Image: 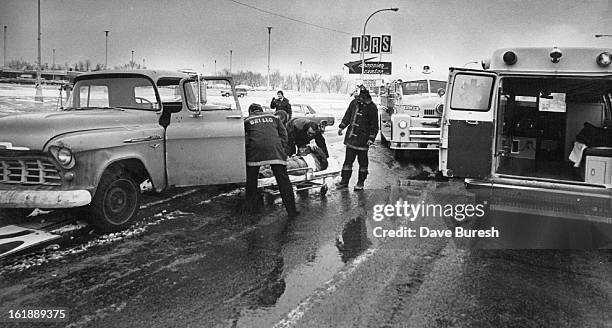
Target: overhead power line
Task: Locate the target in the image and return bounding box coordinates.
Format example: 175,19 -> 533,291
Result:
226,0 -> 351,35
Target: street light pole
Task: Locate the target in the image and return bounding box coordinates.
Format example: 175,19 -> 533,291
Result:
35,0 -> 43,102
360,8 -> 399,83
52,48 -> 55,80
131,50 -> 134,69
267,26 -> 272,90
104,30 -> 109,69
214,59 -> 216,76
299,60 -> 303,93
3,25 -> 6,68
360,8 -> 399,82
229,50 -> 232,74
595,34 -> 612,38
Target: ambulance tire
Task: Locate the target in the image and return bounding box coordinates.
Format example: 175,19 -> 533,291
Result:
88,168 -> 140,233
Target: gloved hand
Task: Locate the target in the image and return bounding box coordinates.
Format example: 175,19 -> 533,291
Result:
338,129 -> 343,136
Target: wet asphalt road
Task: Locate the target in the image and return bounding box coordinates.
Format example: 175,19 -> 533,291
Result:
1,133 -> 611,328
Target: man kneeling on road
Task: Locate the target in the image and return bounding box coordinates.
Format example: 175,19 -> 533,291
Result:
244,103 -> 299,218
286,117 -> 329,158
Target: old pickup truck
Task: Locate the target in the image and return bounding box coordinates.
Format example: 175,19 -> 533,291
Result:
0,70 -> 246,232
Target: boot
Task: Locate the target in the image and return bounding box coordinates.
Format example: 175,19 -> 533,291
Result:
354,170 -> 368,191
336,169 -> 352,189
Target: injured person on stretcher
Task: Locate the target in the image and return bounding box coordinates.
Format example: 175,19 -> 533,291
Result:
259,145 -> 329,178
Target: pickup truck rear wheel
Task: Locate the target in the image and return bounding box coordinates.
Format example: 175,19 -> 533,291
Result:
89,169 -> 141,232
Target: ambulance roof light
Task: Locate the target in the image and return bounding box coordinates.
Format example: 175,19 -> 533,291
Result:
502,51 -> 517,65
596,52 -> 612,67
550,47 -> 562,63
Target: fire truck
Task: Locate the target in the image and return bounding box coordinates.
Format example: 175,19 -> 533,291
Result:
378,67 -> 447,157
439,47 -> 612,245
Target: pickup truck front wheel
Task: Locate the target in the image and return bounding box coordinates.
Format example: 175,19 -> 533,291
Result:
89,169 -> 141,232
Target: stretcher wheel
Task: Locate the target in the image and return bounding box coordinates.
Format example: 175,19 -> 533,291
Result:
320,185 -> 328,196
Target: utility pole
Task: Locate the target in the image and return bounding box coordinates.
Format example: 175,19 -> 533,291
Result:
131,50 -> 134,69
299,60 -> 303,93
35,0 -> 43,102
52,48 -> 55,80
267,26 -> 272,90
214,59 -> 216,76
104,30 -> 109,69
229,50 -> 233,74
3,26 -> 6,68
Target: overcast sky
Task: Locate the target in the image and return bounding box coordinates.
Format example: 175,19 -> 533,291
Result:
0,0 -> 610,80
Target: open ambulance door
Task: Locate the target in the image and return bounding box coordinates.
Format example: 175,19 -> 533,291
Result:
439,68 -> 498,178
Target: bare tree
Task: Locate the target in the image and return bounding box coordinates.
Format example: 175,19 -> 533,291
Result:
305,73 -> 322,92
328,74 -> 345,93
284,75 -> 295,90
269,70 -> 283,89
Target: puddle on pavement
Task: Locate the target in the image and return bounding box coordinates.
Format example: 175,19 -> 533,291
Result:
234,191 -> 377,328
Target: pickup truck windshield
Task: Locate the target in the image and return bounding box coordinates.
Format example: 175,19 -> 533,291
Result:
64,77 -> 160,111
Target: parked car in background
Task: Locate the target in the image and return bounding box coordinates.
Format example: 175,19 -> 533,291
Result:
263,103 -> 335,129
289,104 -> 335,130
220,87 -> 247,97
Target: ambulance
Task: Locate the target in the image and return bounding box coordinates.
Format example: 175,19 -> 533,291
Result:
439,47 -> 612,229
379,67 -> 447,156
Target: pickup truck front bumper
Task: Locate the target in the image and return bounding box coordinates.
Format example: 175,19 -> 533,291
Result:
0,190 -> 91,208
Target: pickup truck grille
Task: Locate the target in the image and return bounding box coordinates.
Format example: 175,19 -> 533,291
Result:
1,158 -> 62,186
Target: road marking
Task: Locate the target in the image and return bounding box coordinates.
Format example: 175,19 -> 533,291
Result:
273,248 -> 378,328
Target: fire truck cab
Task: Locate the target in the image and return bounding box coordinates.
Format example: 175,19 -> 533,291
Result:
379,68 -> 447,156
440,47 -> 612,227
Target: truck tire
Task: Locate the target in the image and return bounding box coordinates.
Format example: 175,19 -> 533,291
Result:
88,168 -> 141,232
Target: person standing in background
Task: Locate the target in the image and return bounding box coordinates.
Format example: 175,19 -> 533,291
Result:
271,90 -> 292,119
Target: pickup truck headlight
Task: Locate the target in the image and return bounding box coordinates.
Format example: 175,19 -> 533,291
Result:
50,146 -> 75,169
398,120 -> 408,129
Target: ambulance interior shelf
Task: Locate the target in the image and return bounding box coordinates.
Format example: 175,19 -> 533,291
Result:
494,76 -> 612,183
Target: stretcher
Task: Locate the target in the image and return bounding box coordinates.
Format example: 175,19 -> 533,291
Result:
258,157 -> 341,198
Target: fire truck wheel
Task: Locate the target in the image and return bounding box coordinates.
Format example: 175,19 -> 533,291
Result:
380,133 -> 390,147
88,168 -> 141,233
393,149 -> 403,160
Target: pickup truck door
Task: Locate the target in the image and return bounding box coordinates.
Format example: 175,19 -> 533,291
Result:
165,78 -> 246,187
439,68 -> 498,178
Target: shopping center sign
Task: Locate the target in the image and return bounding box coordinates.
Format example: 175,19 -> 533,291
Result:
351,35 -> 392,54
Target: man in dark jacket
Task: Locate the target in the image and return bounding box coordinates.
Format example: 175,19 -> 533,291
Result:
270,90 -> 292,119
285,117 -> 329,157
336,89 -> 379,190
244,103 -> 298,217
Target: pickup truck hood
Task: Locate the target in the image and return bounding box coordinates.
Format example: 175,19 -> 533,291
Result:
0,110 -> 157,150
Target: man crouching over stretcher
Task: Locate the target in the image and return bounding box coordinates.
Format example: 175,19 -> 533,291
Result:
259,145 -> 329,178
244,103 -> 299,218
